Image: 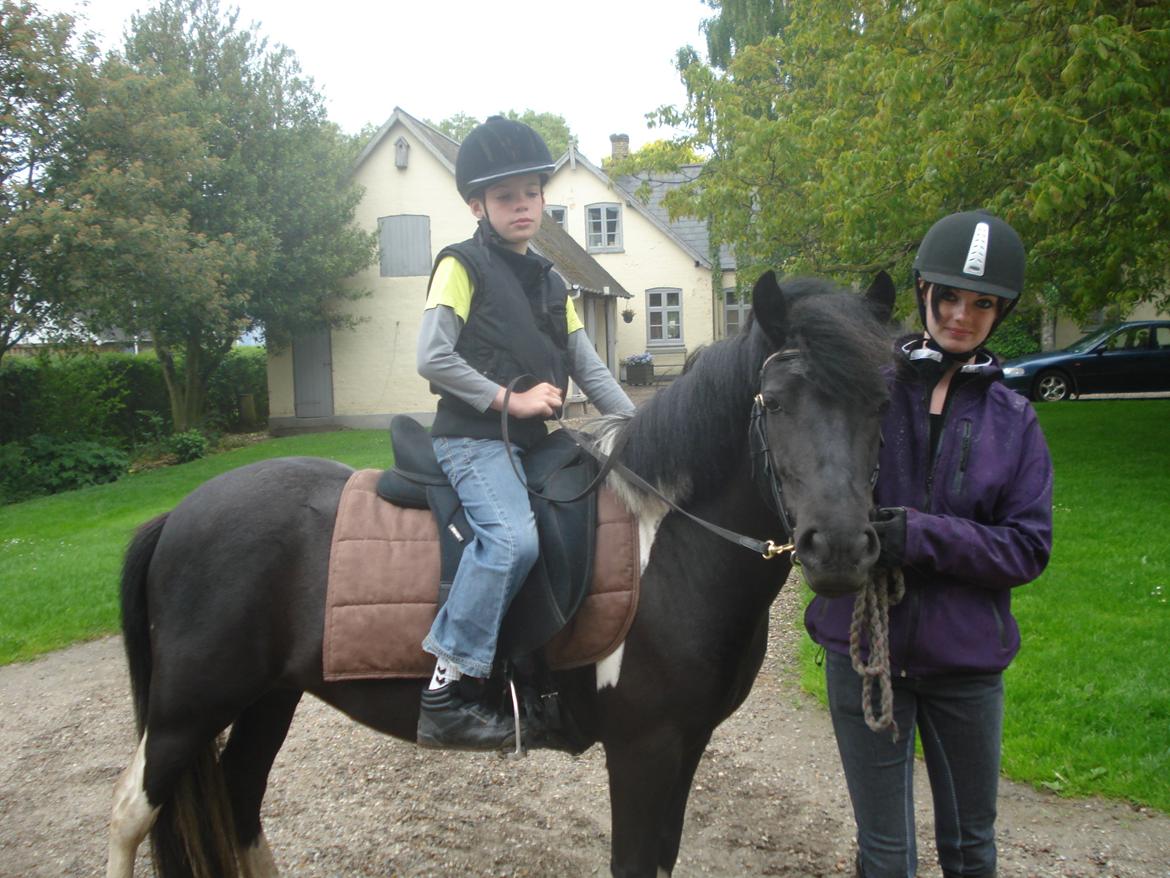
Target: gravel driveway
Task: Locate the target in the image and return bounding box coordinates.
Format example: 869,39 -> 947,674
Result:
2,581 -> 1168,878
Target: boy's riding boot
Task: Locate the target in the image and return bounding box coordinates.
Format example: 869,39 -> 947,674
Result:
417,678 -> 519,751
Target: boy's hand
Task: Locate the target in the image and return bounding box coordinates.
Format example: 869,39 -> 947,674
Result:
495,382 -> 563,418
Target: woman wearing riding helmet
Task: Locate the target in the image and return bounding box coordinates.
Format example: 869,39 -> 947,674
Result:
415,116 -> 634,751
805,210 -> 1054,878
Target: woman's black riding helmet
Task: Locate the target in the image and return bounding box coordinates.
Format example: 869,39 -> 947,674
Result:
913,210 -> 1026,353
455,116 -> 555,202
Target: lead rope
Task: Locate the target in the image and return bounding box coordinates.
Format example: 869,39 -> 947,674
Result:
849,567 -> 905,740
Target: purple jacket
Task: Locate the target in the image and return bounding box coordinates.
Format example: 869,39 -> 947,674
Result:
805,342 -> 1054,676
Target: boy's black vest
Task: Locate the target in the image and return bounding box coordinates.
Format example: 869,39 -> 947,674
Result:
429,223 -> 570,449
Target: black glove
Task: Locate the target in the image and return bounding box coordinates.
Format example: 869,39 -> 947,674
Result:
870,507 -> 907,568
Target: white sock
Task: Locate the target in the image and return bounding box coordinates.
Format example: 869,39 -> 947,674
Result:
428,659 -> 463,690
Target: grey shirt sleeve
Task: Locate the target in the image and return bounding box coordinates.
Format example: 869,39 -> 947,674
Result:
568,329 -> 636,416
418,306 -> 635,417
416,304 -> 499,413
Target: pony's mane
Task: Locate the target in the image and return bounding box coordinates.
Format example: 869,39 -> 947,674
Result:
612,277 -> 891,503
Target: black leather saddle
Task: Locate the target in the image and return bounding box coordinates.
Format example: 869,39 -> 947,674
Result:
376,415 -> 599,662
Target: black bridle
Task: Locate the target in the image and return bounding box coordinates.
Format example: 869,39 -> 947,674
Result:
749,349 -> 802,548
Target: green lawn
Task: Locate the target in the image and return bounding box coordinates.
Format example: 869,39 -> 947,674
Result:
799,398 -> 1169,814
2,401 -> 1168,812
0,430 -> 392,663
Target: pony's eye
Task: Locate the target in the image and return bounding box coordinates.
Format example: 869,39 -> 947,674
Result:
763,396 -> 785,414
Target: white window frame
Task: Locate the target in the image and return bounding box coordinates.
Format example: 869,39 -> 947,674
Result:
646,287 -> 683,346
546,205 -> 567,229
723,286 -> 750,338
586,202 -> 623,252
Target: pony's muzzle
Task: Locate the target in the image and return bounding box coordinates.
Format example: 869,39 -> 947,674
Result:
795,523 -> 879,595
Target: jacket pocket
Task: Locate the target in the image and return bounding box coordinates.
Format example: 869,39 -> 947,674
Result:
951,419 -> 973,496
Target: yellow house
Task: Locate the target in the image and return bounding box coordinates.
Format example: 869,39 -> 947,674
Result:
267,109 -> 631,433
544,136 -> 737,379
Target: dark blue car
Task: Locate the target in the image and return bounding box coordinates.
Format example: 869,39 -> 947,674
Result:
1000,321 -> 1170,401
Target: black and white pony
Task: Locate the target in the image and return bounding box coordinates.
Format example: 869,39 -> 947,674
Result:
108,270 -> 894,878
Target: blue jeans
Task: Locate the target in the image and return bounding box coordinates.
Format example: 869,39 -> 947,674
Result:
825,650 -> 1003,878
422,436 -> 539,678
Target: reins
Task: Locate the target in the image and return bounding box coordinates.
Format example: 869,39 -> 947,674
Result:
849,566 -> 905,739
499,373 -> 795,560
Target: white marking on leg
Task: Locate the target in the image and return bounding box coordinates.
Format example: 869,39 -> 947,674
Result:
107,733 -> 159,878
241,830 -> 281,878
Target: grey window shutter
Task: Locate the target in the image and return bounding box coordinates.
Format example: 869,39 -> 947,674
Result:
379,215 -> 432,276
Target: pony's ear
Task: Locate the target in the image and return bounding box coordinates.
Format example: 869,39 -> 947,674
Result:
752,270 -> 789,348
864,270 -> 896,324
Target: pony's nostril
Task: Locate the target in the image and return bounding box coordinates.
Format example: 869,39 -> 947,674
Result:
796,528 -> 826,561
863,526 -> 880,561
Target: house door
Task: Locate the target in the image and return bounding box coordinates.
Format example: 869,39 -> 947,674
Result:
292,329 -> 334,418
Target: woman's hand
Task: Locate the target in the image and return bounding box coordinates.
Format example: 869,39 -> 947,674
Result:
493,382 -> 563,418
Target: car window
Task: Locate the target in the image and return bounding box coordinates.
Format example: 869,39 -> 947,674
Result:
1155,326 -> 1170,350
1067,327 -> 1115,353
1104,330 -> 1131,351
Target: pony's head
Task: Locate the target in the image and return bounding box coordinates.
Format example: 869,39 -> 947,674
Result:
751,269 -> 895,596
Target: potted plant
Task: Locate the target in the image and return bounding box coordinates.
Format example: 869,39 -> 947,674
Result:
621,307 -> 635,324
623,351 -> 654,385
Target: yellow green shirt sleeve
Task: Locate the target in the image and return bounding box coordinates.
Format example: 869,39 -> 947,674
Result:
424,257 -> 474,321
425,255 -> 585,334
565,292 -> 584,334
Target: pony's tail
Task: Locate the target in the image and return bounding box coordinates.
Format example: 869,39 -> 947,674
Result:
152,746 -> 240,878
119,514 -> 242,878
121,514 -> 168,732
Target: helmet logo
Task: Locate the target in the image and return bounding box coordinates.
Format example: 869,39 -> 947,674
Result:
962,222 -> 990,277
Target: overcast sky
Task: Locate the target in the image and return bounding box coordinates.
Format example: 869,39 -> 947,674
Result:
40,0 -> 712,162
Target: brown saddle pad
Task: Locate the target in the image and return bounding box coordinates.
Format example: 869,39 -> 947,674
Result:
323,469 -> 640,681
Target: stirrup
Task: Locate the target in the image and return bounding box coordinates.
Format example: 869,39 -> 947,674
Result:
504,669 -> 526,759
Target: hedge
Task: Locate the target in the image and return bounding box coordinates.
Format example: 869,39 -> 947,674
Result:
0,347 -> 269,447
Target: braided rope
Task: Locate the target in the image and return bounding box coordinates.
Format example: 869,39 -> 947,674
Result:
849,567 -> 906,739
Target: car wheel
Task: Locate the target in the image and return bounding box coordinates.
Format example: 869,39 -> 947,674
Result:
1034,370 -> 1071,402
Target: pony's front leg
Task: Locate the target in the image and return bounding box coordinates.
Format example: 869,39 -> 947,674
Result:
604,729 -> 703,878
107,735 -> 159,878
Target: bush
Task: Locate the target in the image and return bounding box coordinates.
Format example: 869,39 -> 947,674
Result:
0,436 -> 129,504
166,430 -> 210,463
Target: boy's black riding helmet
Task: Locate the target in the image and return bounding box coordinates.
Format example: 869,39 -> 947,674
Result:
913,210 -> 1026,301
455,116 -> 555,202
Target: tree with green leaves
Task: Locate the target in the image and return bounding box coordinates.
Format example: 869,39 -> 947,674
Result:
701,0 -> 791,70
0,1 -> 96,364
431,109 -> 574,157
658,0 -> 1170,328
48,0 -> 375,430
